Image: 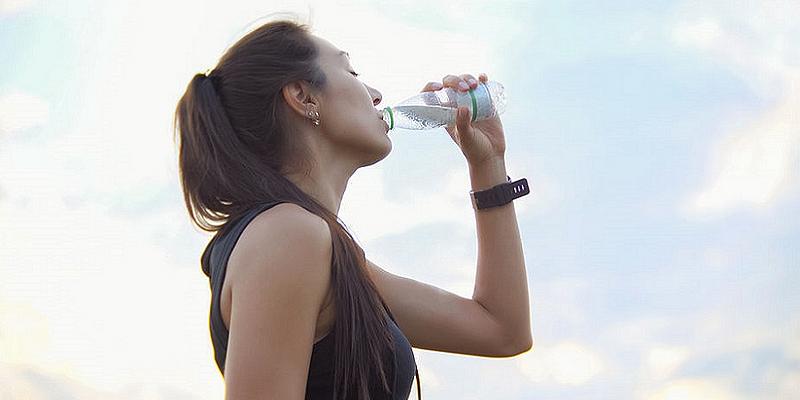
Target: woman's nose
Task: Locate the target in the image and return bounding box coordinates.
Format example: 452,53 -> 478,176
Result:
368,86 -> 382,106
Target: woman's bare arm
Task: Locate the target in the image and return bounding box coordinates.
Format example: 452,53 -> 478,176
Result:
224,204 -> 332,399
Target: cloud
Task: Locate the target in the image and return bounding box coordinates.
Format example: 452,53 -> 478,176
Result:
412,352 -> 442,392
787,332 -> 800,361
339,165 -> 532,242
672,1 -> 800,218
672,18 -> 723,49
531,277 -> 591,328
775,370 -> 800,399
343,164 -> 532,244
0,363 -> 104,400
640,378 -> 745,400
0,199 -> 223,398
341,166 -> 474,244
0,298 -> 50,367
643,345 -> 692,382
682,89 -> 800,217
0,91 -> 50,138
0,363 -> 203,400
621,308 -> 800,399
516,340 -> 607,386
0,0 -> 37,15
40,0 -> 518,242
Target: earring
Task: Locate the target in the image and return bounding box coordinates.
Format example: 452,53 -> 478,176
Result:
307,110 -> 320,126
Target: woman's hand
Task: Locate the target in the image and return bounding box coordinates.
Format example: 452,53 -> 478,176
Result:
420,72 -> 506,166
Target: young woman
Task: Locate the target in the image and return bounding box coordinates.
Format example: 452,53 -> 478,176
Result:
174,18 -> 532,400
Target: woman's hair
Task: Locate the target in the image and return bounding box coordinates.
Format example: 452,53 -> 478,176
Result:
173,17 -> 416,399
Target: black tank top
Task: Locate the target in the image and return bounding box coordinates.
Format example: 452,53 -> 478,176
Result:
201,201 -> 421,399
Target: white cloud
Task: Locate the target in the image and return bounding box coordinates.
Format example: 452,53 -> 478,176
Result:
787,331 -> 800,362
0,363 -> 98,399
412,352 -> 442,392
672,18 -> 722,49
682,88 -> 800,218
703,246 -> 731,272
0,199 -> 222,398
343,163 -> 531,244
341,166 -> 474,243
672,1 -> 800,218
46,0 -> 516,242
0,0 -> 36,15
0,91 -> 49,137
643,345 -> 692,382
0,362 -> 203,400
640,378 -> 745,400
603,316 -> 675,350
533,277 -> 590,327
516,340 -> 607,386
0,298 -> 50,367
295,0 -> 507,112
608,309 -> 800,399
776,370 -> 800,399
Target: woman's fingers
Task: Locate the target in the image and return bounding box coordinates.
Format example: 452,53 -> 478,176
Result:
442,74 -> 473,92
460,74 -> 478,90
425,72 -> 489,93
420,81 -> 444,92
442,73 -> 483,92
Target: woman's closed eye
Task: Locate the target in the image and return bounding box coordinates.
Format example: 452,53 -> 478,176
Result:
350,71 -> 360,77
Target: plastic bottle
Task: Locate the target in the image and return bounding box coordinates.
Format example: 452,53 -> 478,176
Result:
381,80 -> 507,130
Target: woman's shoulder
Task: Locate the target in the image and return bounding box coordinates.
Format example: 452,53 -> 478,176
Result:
229,202 -> 332,273
246,202 -> 328,235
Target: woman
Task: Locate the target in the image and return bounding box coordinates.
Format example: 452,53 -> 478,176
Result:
173,18 -> 532,400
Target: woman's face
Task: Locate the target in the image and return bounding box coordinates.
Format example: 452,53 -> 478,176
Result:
310,35 -> 391,167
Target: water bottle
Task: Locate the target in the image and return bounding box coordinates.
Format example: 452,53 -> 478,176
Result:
381,80 -> 507,130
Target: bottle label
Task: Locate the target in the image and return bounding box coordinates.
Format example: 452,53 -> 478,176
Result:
456,83 -> 495,121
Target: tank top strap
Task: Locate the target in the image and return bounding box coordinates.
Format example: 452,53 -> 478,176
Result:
201,201 -> 289,278
380,297 -> 398,323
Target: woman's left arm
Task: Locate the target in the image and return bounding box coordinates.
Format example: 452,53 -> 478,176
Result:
467,156 -> 532,349
366,73 -> 531,356
442,72 -> 532,348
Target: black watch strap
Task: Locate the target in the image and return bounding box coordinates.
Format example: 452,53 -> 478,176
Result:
470,176 -> 530,210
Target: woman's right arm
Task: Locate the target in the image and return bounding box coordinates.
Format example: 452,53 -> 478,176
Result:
223,203 -> 333,400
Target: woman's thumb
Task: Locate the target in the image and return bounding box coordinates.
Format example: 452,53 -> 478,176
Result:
457,106 -> 471,134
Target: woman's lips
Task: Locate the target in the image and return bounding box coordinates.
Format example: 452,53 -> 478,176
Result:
377,110 -> 389,132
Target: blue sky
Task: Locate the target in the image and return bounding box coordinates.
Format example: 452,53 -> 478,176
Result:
1,0 -> 798,399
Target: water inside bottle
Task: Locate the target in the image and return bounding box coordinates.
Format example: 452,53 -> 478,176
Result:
391,105 -> 457,130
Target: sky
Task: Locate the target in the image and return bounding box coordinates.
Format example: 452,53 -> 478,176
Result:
1,0 -> 798,399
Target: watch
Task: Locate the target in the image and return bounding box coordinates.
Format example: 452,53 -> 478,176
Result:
470,175 -> 530,210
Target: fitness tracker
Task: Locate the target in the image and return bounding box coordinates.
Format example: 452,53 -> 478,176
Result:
469,175 -> 530,210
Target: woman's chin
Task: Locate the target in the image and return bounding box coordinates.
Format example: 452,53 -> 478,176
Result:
361,138 -> 392,167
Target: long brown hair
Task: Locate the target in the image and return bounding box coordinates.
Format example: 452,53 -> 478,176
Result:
173,16 -> 416,399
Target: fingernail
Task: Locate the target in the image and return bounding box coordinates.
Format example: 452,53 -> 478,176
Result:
459,81 -> 469,90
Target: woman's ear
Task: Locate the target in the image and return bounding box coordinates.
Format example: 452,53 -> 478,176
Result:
282,81 -> 319,119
